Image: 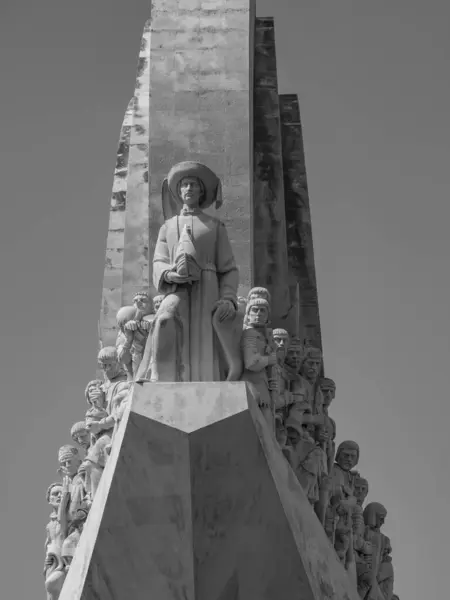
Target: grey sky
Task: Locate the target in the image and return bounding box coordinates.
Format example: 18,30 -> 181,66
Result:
0,1 -> 447,598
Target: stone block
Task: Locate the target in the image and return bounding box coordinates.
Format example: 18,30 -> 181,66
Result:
60,382 -> 359,600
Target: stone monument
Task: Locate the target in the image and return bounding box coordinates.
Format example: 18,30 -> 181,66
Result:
43,4 -> 400,599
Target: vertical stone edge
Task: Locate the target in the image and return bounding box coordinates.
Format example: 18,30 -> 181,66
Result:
279,94 -> 322,350
121,20 -> 151,305
99,98 -> 134,349
253,17 -> 290,325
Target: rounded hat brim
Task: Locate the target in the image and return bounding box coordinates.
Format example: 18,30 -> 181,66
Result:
167,161 -> 220,210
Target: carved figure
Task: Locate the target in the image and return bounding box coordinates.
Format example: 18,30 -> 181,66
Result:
359,503 -> 394,600
317,377 -> 337,470
324,441 -> 360,575
354,475 -> 369,507
137,162 -> 241,382
44,483 -> 67,600
279,337 -> 309,421
240,297 -> 278,433
298,345 -> 324,413
70,421 -> 91,452
83,350 -> 129,499
116,291 -> 154,379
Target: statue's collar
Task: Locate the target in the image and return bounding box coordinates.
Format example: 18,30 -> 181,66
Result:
180,206 -> 201,216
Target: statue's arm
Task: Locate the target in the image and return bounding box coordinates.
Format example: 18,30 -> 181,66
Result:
242,330 -> 269,371
216,221 -> 238,305
153,223 -> 174,293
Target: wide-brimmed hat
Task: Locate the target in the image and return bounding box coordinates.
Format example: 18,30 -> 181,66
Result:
163,162 -> 223,216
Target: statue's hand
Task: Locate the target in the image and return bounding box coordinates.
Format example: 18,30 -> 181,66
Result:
140,319 -> 151,331
124,320 -> 138,331
86,421 -> 103,435
164,271 -> 192,285
214,299 -> 236,322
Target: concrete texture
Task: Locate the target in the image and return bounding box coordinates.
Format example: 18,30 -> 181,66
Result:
253,18 -> 290,327
147,0 -> 256,299
60,382 -> 359,600
280,94 -> 322,348
99,99 -> 134,348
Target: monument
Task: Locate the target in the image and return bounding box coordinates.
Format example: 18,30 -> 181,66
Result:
42,3 -> 399,599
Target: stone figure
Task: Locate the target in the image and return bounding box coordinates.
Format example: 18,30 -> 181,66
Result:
240,297 -> 278,433
359,503 -> 394,600
57,445 -> 89,522
324,441 -> 360,575
137,162 -> 241,383
116,291 -> 154,379
354,475 -> 369,507
279,337 -> 309,422
44,482 -> 67,600
317,377 -> 337,471
83,350 -> 130,498
285,418 -> 327,508
70,421 -> 91,452
298,345 -> 324,413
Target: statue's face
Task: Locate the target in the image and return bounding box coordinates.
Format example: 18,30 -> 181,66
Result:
88,384 -> 105,408
134,294 -> 150,312
59,455 -> 81,478
301,357 -> 322,381
247,305 -> 268,327
336,448 -> 358,471
48,485 -> 63,509
354,479 -> 368,504
100,357 -> 120,380
376,511 -> 386,529
153,296 -> 163,312
285,347 -> 302,371
273,334 -> 289,360
73,430 -> 90,450
180,177 -> 202,206
321,385 -> 336,408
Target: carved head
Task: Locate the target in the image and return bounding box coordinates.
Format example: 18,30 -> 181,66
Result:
320,377 -> 336,408
97,347 -> 122,381
335,440 -> 360,471
70,421 -> 91,450
247,287 -> 271,304
85,379 -> 105,409
300,346 -> 322,382
244,298 -> 270,328
363,502 -> 387,531
178,176 -> 204,207
133,291 -> 151,314
285,337 -> 303,371
57,445 -> 82,478
272,328 -> 290,361
152,294 -> 164,313
354,475 -> 369,506
46,482 -> 63,509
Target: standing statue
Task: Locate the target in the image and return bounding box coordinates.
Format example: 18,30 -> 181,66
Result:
360,503 -> 394,600
323,441 -> 360,577
44,483 -> 67,600
84,350 -> 130,499
298,345 -> 324,413
137,162 -> 241,382
240,296 -> 278,433
116,291 -> 154,379
317,377 -> 337,471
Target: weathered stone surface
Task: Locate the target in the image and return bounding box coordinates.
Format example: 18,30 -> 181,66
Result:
99,99 -> 134,348
280,94 -> 322,348
60,382 -> 359,599
147,0 -> 256,299
121,21 -> 150,306
253,18 -> 290,327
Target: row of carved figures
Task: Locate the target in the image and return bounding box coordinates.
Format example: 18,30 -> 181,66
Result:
43,162 -> 400,599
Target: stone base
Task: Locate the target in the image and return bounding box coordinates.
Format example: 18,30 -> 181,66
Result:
60,382 -> 359,600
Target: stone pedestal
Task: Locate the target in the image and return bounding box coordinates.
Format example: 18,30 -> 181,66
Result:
60,382 -> 359,600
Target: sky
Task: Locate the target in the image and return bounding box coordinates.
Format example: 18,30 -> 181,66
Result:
0,0 -> 448,598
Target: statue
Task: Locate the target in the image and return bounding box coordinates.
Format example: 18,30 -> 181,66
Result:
324,441 -> 360,576
317,377 -> 337,471
116,291 -> 154,379
44,483 -> 67,600
70,421 -> 91,452
240,296 -> 278,433
354,475 -> 369,507
84,351 -> 130,498
298,345 -> 324,413
137,162 -> 241,382
360,503 -> 394,600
